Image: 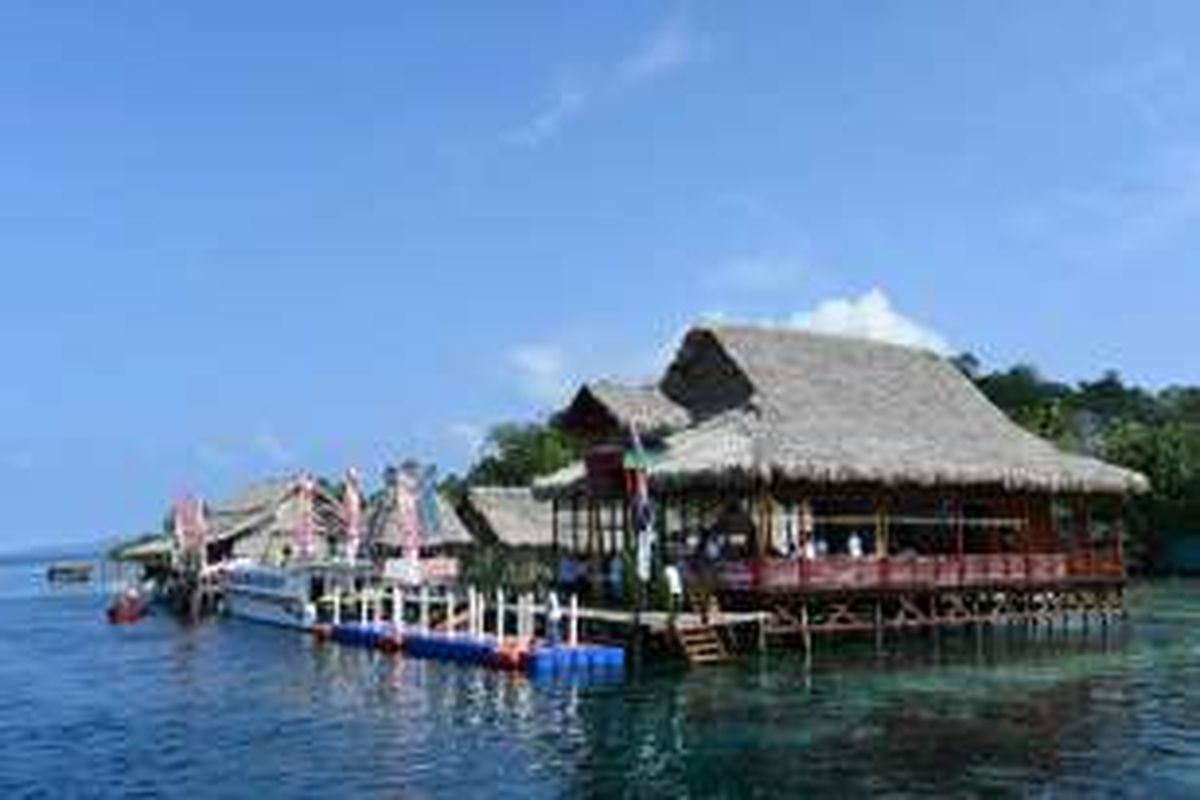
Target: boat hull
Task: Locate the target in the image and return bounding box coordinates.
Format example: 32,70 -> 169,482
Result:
221,563 -> 318,630
224,589 -> 315,630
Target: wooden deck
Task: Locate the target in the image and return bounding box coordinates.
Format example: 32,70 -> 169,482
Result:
712,553 -> 1123,596
570,605 -> 766,633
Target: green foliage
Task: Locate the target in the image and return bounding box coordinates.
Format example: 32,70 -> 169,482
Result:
620,549 -> 637,608
460,544 -> 554,592
962,352 -> 1200,571
464,422 -> 579,487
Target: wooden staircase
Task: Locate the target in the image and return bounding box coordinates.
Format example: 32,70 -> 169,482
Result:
674,623 -> 729,665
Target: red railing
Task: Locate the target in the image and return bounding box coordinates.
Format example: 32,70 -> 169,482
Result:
715,552 -> 1120,594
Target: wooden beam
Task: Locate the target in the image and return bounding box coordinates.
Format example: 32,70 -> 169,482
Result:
873,494 -> 889,558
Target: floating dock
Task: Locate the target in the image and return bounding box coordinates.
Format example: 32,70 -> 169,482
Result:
320,622 -> 624,677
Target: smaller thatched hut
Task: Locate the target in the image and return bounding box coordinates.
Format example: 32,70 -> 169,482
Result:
455,487 -> 559,588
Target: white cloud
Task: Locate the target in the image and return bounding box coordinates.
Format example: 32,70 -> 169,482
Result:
705,256 -> 804,294
252,432 -> 295,466
446,422 -> 485,458
788,288 -> 950,354
505,16 -> 702,148
504,87 -> 587,148
620,17 -> 698,84
507,344 -> 571,405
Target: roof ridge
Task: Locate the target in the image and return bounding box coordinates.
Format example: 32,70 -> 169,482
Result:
700,321 -> 945,356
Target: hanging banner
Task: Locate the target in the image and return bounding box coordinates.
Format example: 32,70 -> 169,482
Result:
628,423 -> 655,584
342,468 -> 363,561
417,464 -> 440,541
392,465 -> 422,560
295,474 -> 316,560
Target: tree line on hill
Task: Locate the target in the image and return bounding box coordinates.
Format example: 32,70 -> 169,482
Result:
953,355 -> 1200,570
446,356 -> 1200,573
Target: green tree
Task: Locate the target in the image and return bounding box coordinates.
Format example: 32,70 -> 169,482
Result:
1104,421 -> 1200,569
464,422 -> 579,487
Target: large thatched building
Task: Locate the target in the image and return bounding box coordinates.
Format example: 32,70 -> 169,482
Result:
537,324 -> 1148,626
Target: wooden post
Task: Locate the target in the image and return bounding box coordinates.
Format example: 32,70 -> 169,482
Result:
552,498 -> 560,557
446,590 -> 456,635
571,495 -> 580,555
621,495 -> 631,553
332,588 -> 342,625
1022,495 -> 1033,585
874,496 -> 889,558
1115,498 -> 1126,575
496,589 -> 505,644
801,601 -> 812,667
756,486 -> 770,561
1084,500 -> 1095,573
569,593 -> 579,646
874,601 -> 883,655
955,496 -> 965,586
1072,496 -> 1087,575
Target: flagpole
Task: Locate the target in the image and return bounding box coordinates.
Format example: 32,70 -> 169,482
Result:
629,422 -> 653,671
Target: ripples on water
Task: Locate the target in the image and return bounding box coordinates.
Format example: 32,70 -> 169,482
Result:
2,558 -> 1200,798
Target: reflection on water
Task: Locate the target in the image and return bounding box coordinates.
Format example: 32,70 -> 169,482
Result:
2,560 -> 1200,798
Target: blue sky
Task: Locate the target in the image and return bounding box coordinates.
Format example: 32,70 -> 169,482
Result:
2,2 -> 1199,549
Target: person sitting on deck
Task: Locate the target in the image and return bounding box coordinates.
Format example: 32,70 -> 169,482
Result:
848,531 -> 864,559
664,563 -> 683,627
607,555 -> 624,605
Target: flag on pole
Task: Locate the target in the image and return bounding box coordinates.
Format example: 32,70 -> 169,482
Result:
392,465 -> 422,561
293,474 -> 316,560
417,464 -> 440,541
173,494 -> 207,567
628,423 -> 655,584
342,468 -> 362,561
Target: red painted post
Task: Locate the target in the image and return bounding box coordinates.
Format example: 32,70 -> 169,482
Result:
1115,498 -> 1126,576
955,497 -> 965,587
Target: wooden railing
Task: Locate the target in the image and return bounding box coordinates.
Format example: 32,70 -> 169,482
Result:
712,552 -> 1123,594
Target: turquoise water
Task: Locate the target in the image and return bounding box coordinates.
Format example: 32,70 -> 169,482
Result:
3,557 -> 1200,798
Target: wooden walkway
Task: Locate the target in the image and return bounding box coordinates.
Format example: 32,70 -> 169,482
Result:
569,606 -> 766,633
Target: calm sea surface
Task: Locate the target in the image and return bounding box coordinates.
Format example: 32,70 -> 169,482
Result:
2,556 -> 1200,799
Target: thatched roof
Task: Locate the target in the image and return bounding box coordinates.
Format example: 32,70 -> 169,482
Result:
557,380 -> 690,438
205,479 -> 295,544
365,491 -> 475,551
111,534 -> 173,563
539,324 -> 1148,496
463,487 -> 555,548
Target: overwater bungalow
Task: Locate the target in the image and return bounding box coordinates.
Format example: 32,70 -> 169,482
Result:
536,324 -> 1149,634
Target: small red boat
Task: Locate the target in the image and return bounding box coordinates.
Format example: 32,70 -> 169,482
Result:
107,589 -> 149,625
